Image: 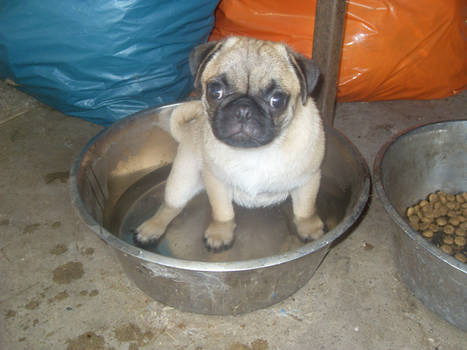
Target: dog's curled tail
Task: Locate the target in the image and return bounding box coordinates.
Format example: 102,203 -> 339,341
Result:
170,101 -> 204,143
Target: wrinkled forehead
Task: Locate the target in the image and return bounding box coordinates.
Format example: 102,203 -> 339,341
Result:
202,38 -> 299,94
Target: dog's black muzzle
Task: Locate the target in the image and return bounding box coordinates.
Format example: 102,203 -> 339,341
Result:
212,96 -> 276,148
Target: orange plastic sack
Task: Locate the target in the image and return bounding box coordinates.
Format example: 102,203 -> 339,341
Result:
210,0 -> 467,102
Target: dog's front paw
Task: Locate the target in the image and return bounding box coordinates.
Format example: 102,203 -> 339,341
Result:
294,214 -> 325,242
134,217 -> 168,244
134,204 -> 182,244
204,220 -> 236,252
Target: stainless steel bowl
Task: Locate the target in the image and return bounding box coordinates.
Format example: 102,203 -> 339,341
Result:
70,103 -> 370,315
374,120 -> 467,330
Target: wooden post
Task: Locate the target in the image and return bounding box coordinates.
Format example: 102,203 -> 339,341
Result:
312,0 -> 347,125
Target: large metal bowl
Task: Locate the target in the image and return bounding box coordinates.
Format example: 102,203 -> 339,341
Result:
374,120 -> 467,330
70,103 -> 370,315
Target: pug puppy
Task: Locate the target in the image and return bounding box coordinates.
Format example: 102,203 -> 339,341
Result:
135,36 -> 325,251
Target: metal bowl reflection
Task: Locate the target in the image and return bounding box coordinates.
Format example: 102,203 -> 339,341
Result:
70,103 -> 370,315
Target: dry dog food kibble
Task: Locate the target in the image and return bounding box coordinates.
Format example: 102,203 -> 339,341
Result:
406,191 -> 466,264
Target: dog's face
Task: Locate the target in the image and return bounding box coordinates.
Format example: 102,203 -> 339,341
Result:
190,37 -> 320,148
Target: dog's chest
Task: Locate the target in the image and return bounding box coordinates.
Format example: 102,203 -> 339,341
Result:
208,147 -> 309,194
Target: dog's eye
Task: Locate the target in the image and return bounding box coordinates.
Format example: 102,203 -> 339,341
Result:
269,92 -> 287,109
207,82 -> 224,100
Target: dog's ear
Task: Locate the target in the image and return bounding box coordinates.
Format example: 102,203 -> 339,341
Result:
189,41 -> 223,95
287,49 -> 320,105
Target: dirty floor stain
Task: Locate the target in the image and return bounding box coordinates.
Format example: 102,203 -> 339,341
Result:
50,244 -> 68,255
44,171 -> 69,184
51,221 -> 61,229
4,310 -> 17,319
48,291 -> 69,303
229,339 -> 269,350
83,247 -> 95,256
53,261 -> 84,284
23,223 -> 40,234
66,332 -> 113,350
25,299 -> 40,310
113,323 -> 154,347
251,339 -> 269,350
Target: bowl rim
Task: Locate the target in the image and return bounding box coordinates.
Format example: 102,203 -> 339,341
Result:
373,119 -> 467,274
70,103 -> 370,273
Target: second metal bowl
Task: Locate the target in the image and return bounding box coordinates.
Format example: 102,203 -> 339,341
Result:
374,120 -> 467,330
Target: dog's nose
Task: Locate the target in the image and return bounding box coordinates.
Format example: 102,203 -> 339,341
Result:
231,96 -> 258,122
235,104 -> 252,121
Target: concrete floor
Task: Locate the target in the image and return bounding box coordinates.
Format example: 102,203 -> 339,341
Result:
0,79 -> 465,350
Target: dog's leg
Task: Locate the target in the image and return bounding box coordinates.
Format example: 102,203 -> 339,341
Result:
291,171 -> 324,241
202,168 -> 236,251
135,143 -> 203,244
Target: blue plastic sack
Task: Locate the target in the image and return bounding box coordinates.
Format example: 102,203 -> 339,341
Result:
0,0 -> 219,126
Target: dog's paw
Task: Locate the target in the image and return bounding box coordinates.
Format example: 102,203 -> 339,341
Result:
134,218 -> 168,244
134,204 -> 182,244
204,220 -> 236,252
294,214 -> 325,242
